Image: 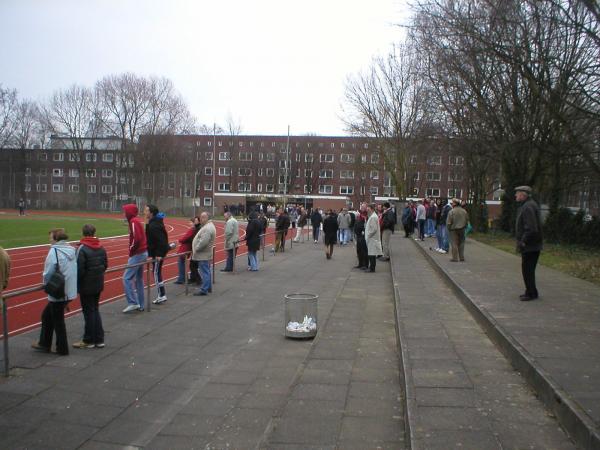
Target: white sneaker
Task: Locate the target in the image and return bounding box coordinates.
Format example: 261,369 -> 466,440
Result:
152,296 -> 167,304
440,250 -> 448,254
123,304 -> 140,313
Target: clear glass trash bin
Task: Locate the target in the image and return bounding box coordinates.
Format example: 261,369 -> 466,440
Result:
284,293 -> 318,339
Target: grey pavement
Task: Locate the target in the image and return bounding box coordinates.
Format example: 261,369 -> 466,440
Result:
390,234 -> 574,450
0,239 -> 405,449
410,235 -> 600,449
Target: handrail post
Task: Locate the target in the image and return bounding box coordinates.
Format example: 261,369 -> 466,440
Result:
290,231 -> 293,250
1,291 -> 8,377
184,254 -> 189,296
262,234 -> 265,261
146,260 -> 151,312
212,246 -> 216,284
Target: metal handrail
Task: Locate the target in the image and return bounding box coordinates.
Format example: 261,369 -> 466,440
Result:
0,246 -> 216,377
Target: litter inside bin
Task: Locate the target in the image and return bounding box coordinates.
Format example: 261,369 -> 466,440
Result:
286,315 -> 317,333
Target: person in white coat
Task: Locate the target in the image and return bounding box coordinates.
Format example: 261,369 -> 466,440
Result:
222,212 -> 239,272
366,204 -> 383,272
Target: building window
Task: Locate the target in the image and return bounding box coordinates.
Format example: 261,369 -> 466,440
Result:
257,183 -> 263,192
69,169 -> 79,178
52,184 -> 63,192
69,184 -> 79,193
305,153 -> 314,162
102,185 -> 113,194
411,187 -> 419,196
448,172 -> 463,182
319,169 -> 333,178
40,168 -> 47,176
24,184 -> 31,192
369,186 -> 379,195
205,167 -> 212,176
204,182 -> 212,191
238,168 -> 252,176
371,153 -> 379,163
218,152 -> 230,160
304,169 -> 313,178
370,170 -> 379,180
266,153 -> 275,162
259,152 -> 264,161
239,152 -> 252,161
101,201 -> 110,210
448,188 -> 463,198
218,167 -> 231,176
412,172 -> 420,181
303,185 -> 311,194
426,172 -> 441,181
36,184 -> 47,192
295,153 -> 301,162
428,155 -> 442,165
340,153 -> 354,163
102,153 -> 114,162
364,143 -> 369,149
266,184 -> 274,193
218,182 -> 230,192
204,197 -> 212,206
88,185 -> 96,193
410,155 -> 417,164
320,153 -> 334,163
102,169 -> 113,178
85,153 -> 97,162
25,167 -> 32,176
85,169 -> 96,178
238,182 -> 252,192
52,152 -> 64,162
340,170 -> 354,179
69,152 -> 80,162
426,188 -> 440,197
39,152 -> 48,161
205,152 -> 213,160
279,160 -> 288,169
319,185 -> 333,194
52,168 -> 63,177
266,168 -> 275,177
340,185 -> 354,195
449,155 -> 464,166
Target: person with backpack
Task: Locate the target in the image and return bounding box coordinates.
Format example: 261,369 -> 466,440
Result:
73,224 -> 108,349
145,204 -> 170,304
32,228 -> 77,355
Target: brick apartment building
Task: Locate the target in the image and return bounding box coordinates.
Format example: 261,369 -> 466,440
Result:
0,134 -> 473,215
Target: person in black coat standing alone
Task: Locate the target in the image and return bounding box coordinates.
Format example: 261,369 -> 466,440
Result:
245,212 -> 262,271
354,205 -> 369,270
73,224 -> 108,349
515,186 -> 543,301
310,208 -> 323,243
322,210 -> 339,260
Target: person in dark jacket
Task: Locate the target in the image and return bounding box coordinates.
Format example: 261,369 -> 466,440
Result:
310,209 -> 323,243
515,186 -> 543,301
354,205 -> 369,269
401,202 -> 412,238
245,212 -> 262,271
144,204 -> 170,304
274,208 -> 290,253
73,224 -> 108,349
322,210 -> 339,260
259,213 -> 268,248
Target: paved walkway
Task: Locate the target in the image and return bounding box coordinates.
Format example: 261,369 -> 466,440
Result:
0,240 -> 404,449
390,235 -> 574,449
410,235 -> 600,449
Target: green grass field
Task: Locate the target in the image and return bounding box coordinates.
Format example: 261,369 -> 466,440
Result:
471,231 -> 600,286
0,214 -> 128,249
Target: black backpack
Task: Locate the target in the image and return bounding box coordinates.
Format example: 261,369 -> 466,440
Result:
43,248 -> 65,300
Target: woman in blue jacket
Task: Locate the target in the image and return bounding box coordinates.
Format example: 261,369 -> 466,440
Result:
32,228 -> 78,355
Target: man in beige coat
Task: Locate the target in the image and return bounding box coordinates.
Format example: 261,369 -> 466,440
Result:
222,212 -> 239,272
366,204 -> 383,272
0,246 -> 11,292
446,198 -> 469,262
192,212 -> 216,295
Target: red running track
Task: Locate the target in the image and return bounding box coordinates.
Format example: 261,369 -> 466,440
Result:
0,215 -> 270,338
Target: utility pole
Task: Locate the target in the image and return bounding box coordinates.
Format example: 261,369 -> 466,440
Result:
212,123 -> 216,217
284,125 -> 290,209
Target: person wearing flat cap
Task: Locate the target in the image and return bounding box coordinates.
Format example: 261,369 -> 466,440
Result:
515,186 -> 543,301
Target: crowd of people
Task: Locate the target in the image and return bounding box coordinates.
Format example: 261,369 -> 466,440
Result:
0,185 -> 542,356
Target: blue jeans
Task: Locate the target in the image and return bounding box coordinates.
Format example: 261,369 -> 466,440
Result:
340,229 -> 349,244
426,218 -> 435,236
225,248 -> 235,270
197,260 -> 212,294
436,225 -> 444,249
441,225 -> 449,251
248,251 -> 258,271
177,255 -> 186,283
313,226 -> 320,241
123,252 -> 147,308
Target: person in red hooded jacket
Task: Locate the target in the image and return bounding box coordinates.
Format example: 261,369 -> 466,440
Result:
122,204 -> 148,313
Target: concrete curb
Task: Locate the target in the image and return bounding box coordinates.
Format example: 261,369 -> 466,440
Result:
389,243 -> 417,450
413,239 -> 600,450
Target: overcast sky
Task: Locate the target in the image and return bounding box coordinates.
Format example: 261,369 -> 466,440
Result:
1,0 -> 409,136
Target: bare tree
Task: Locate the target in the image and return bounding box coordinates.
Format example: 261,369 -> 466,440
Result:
0,85 -> 18,148
13,99 -> 40,149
